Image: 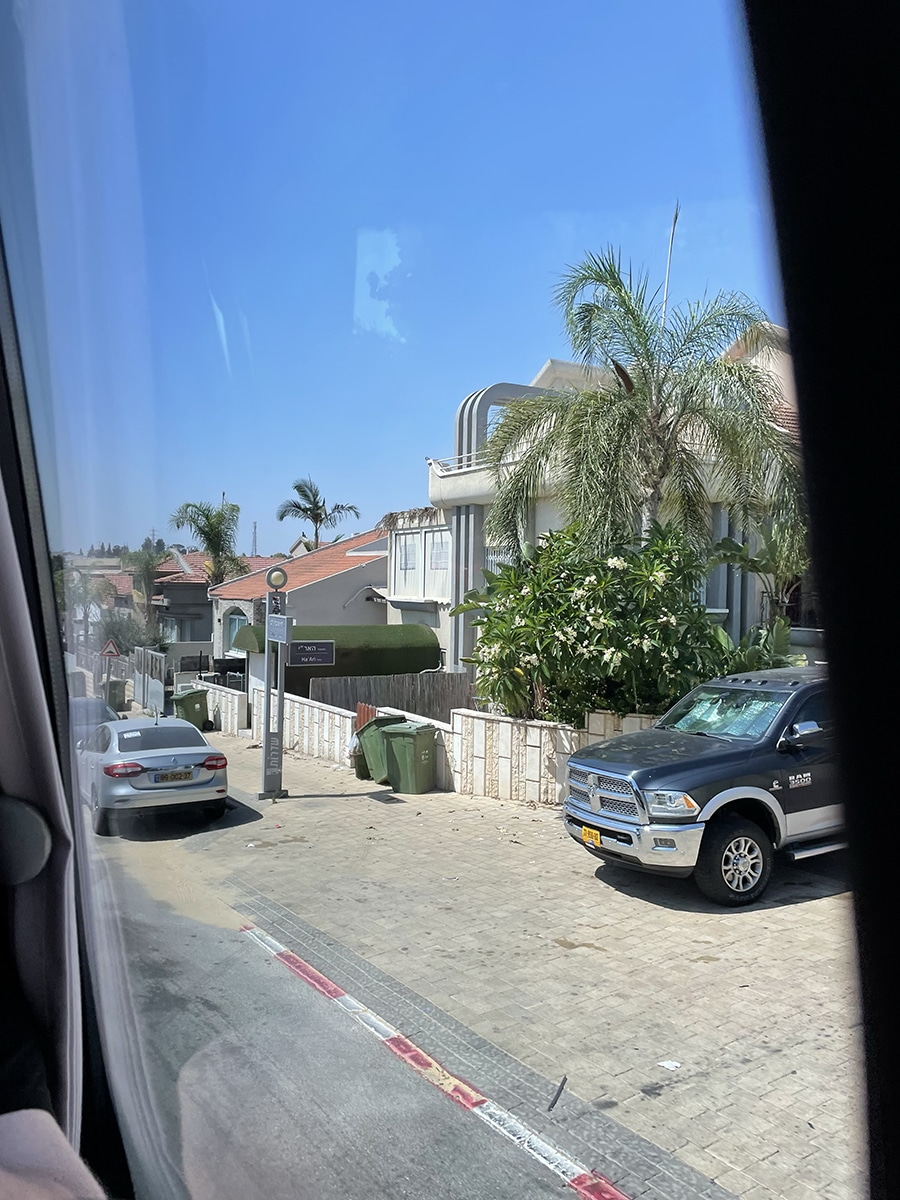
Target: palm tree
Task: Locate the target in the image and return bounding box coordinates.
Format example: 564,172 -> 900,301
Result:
275,477 -> 360,548
169,498 -> 248,585
123,547 -> 170,631
65,571 -> 115,654
484,246 -> 804,558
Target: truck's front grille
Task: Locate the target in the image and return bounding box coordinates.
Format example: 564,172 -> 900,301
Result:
568,781 -> 640,819
569,767 -> 633,796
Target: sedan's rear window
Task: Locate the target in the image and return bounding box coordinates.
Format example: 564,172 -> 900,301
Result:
114,726 -> 207,751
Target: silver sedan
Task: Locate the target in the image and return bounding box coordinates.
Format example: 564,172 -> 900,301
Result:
77,717 -> 229,835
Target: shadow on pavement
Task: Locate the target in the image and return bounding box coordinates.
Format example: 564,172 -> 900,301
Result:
113,798 -> 263,843
591,849 -> 851,913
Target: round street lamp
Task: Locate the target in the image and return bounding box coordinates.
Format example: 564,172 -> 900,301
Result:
266,565 -> 288,591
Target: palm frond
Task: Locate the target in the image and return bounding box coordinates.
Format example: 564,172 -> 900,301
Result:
276,498 -> 306,522
553,248 -> 661,368
321,502 -> 361,528
658,443 -> 711,547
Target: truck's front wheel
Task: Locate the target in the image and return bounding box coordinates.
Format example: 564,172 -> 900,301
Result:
693,814 -> 773,906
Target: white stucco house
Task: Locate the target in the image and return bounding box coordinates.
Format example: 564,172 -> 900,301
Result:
426,333 -> 806,669
208,530 -> 389,661
374,507 -> 452,663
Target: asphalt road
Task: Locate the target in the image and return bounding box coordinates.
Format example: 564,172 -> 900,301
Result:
84,820 -> 570,1200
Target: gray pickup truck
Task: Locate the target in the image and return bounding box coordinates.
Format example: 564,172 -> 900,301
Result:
564,666 -> 844,905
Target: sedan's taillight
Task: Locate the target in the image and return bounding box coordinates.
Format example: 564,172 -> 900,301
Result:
203,754 -> 228,771
103,761 -> 144,778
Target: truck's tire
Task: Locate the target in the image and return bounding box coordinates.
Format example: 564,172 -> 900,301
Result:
693,814 -> 773,906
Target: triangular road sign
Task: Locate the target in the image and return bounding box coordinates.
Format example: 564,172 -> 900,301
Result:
98,639 -> 121,657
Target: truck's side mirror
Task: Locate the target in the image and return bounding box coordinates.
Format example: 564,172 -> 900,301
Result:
778,720 -> 824,751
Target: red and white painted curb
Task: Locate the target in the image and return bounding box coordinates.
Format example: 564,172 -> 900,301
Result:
241,923 -> 630,1200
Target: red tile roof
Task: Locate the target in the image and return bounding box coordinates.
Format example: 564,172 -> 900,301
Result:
772,397 -> 802,442
102,573 -> 134,596
155,554 -> 286,586
209,531 -> 386,600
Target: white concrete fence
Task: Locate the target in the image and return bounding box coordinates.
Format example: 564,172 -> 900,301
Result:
199,681 -> 249,737
250,687 -> 354,766
196,680 -> 657,806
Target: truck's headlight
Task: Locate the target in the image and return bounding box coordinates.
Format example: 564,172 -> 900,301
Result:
644,790 -> 700,819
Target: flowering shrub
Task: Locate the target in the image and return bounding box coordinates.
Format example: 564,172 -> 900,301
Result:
453,524 -> 729,726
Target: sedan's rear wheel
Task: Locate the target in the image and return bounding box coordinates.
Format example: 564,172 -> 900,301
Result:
203,799 -> 227,822
90,789 -> 111,837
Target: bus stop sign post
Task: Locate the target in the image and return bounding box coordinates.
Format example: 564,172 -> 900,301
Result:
259,566 -> 292,800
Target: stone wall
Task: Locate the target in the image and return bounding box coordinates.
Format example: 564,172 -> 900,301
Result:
197,681 -> 249,735
250,687 -> 355,766
229,682 -> 659,805
449,708 -> 659,806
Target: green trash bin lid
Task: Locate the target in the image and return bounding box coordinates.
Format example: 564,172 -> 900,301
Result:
357,716 -> 401,733
381,721 -> 434,736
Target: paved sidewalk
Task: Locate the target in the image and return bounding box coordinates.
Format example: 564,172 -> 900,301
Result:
192,734 -> 865,1200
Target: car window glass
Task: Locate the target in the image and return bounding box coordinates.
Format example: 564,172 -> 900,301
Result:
793,691 -> 831,729
115,726 -> 207,752
662,686 -> 791,740
0,4 -> 860,1200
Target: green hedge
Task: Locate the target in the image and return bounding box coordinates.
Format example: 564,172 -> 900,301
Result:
233,623 -> 441,694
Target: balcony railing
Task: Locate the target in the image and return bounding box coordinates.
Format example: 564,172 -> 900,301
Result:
428,451 -> 493,476
483,547 -> 509,575
429,449 -> 529,476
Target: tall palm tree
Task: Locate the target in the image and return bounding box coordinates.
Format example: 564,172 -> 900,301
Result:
123,547 -> 170,631
484,247 -> 804,558
65,571 -> 115,653
275,477 -> 360,548
170,498 -> 248,585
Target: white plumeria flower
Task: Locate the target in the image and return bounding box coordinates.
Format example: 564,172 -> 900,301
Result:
606,556 -> 627,569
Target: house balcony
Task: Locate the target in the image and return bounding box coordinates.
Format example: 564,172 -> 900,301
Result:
428,449 -> 557,510
427,452 -> 497,508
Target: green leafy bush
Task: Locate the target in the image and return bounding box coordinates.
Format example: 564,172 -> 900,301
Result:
453,524 -> 729,726
712,616 -> 807,672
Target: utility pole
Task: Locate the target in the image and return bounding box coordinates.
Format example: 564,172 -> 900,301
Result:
251,521 -> 258,557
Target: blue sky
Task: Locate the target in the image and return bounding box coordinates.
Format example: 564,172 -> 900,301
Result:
1,0 -> 783,556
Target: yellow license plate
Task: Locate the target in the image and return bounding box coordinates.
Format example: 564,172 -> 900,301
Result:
156,771 -> 192,783
581,825 -> 601,848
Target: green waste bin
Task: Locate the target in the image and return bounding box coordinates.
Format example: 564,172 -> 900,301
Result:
172,688 -> 210,730
383,722 -> 436,794
356,716 -> 400,785
104,677 -> 127,712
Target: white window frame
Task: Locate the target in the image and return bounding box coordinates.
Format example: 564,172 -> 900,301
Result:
393,531 -> 422,598
225,609 -> 248,651
424,529 -> 450,600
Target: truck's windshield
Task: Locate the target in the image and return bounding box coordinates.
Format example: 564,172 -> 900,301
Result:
660,686 -> 791,741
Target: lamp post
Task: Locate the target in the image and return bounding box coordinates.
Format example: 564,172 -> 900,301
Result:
259,564 -> 292,800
